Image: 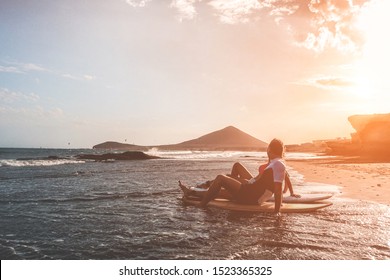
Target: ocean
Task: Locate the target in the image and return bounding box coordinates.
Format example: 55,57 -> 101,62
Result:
0,148 -> 389,260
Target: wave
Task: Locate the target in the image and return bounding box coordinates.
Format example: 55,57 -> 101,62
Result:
0,159 -> 85,167
146,148 -> 335,161
286,152 -> 337,160
0,148 -> 335,165
147,148 -> 268,160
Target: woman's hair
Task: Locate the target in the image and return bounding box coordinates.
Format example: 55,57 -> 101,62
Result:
268,138 -> 284,157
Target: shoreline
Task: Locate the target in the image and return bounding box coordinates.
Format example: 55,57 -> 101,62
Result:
287,157 -> 390,207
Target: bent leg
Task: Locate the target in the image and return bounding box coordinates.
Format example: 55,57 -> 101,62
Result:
179,180 -> 232,200
200,174 -> 241,206
230,162 -> 253,181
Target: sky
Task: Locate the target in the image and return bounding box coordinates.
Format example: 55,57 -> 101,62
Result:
1,0 -> 389,148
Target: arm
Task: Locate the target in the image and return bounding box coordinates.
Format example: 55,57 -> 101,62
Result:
283,172 -> 290,193
283,172 -> 300,197
274,182 -> 283,214
247,172 -> 262,184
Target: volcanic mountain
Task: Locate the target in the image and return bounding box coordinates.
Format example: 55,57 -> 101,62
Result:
93,126 -> 268,151
173,126 -> 267,150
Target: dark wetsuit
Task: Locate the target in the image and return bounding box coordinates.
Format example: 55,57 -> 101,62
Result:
236,168 -> 275,205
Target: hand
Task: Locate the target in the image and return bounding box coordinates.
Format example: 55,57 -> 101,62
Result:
247,177 -> 256,184
291,193 -> 301,198
274,211 -> 281,217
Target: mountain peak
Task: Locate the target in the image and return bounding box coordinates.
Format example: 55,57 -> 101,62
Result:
177,126 -> 267,150
222,125 -> 240,131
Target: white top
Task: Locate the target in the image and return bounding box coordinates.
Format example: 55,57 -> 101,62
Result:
258,158 -> 286,205
264,157 -> 286,183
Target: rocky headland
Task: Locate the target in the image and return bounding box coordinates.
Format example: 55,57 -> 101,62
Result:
326,113 -> 390,160
76,151 -> 160,161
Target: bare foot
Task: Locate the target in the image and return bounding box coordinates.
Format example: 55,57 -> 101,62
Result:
178,181 -> 191,197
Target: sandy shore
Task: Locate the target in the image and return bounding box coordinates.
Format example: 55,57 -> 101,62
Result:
287,158 -> 390,206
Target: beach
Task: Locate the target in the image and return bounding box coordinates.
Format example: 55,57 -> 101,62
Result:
287,158 -> 390,207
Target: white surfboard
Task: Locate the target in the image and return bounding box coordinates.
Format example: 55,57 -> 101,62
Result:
268,193 -> 333,203
189,187 -> 333,203
182,197 -> 332,213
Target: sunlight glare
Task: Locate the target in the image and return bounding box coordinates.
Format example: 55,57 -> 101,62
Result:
351,0 -> 390,102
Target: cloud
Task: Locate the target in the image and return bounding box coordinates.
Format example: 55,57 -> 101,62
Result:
120,0 -> 372,53
83,75 -> 97,81
19,63 -> 48,72
0,65 -> 24,73
308,0 -> 354,22
62,73 -> 96,81
296,76 -> 354,89
0,88 -> 40,103
170,0 -> 266,23
297,26 -> 357,53
125,0 -> 152,7
62,74 -> 79,80
170,0 -> 199,21
208,0 -> 262,24
207,0 -> 303,25
165,0 -> 371,53
2,61 -> 97,84
296,0 -> 370,53
315,77 -> 354,88
120,0 -> 370,53
269,4 -> 300,18
0,62 -> 48,74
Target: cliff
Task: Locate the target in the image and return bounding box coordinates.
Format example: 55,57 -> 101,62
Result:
327,113 -> 390,159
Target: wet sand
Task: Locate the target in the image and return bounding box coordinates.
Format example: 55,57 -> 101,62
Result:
287,158 -> 390,206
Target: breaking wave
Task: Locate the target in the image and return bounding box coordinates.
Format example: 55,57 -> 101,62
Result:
147,148 -> 335,161
0,159 -> 85,167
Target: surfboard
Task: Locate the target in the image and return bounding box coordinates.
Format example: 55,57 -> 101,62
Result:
268,193 -> 333,203
182,197 -> 332,213
189,187 -> 333,203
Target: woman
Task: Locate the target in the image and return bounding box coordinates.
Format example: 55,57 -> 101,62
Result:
179,161 -> 299,199
180,138 -> 287,214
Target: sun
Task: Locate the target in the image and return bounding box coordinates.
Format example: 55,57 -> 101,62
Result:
349,0 -> 390,104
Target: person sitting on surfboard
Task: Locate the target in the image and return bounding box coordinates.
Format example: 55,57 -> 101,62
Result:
180,161 -> 300,199
180,138 -> 287,214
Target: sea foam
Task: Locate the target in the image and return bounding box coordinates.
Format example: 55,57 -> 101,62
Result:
0,159 -> 85,167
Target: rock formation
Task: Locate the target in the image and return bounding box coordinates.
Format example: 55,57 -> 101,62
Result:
76,151 -> 159,161
327,113 -> 390,159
